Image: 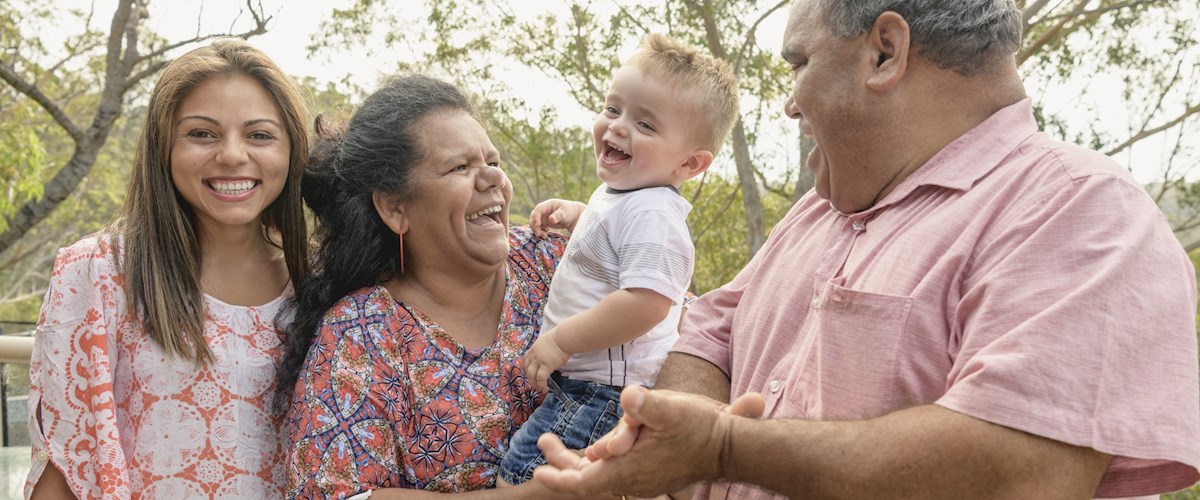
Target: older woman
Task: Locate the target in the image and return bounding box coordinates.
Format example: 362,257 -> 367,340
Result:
279,75 -> 599,499
27,39 -> 309,499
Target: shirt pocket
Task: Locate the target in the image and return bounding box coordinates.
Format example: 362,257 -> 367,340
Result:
798,281 -> 913,420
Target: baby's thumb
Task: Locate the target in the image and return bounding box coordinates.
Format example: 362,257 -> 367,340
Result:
548,212 -> 562,225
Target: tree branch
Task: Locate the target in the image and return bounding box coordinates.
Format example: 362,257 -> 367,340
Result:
124,59 -> 170,92
682,0 -> 728,59
1104,103 -> 1200,156
755,167 -> 790,199
1118,58 -> 1188,163
732,1 -> 789,73
690,178 -> 741,243
568,11 -> 605,106
1033,0 -> 1159,24
1017,0 -> 1089,65
1021,0 -> 1056,27
123,0 -> 270,93
0,65 -> 84,142
37,39 -> 104,88
610,0 -> 650,34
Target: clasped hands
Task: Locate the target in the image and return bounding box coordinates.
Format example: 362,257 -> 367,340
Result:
532,385 -> 766,499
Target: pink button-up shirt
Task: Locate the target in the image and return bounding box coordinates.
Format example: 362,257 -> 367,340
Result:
674,99 -> 1200,499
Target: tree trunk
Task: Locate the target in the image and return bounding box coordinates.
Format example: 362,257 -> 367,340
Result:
0,140 -> 104,252
730,121 -> 765,255
792,134 -> 815,203
0,0 -> 270,254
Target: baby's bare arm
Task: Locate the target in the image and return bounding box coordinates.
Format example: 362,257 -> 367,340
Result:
555,288 -> 671,354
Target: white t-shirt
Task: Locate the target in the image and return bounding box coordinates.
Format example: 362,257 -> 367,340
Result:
542,185 -> 693,387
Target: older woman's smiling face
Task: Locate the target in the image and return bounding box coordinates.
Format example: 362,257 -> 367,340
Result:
399,110 -> 512,274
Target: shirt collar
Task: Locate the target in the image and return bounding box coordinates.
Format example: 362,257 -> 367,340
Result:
605,184 -> 680,195
866,97 -> 1039,211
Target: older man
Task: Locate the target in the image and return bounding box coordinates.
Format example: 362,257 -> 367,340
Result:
534,0 -> 1200,498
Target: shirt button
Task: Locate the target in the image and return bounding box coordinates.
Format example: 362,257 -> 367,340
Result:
768,380 -> 782,393
851,220 -> 865,232
35,450 -> 48,461
810,295 -> 822,309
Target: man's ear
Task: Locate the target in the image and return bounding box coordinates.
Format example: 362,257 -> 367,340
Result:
866,11 -> 910,92
678,150 -> 715,180
372,191 -> 409,235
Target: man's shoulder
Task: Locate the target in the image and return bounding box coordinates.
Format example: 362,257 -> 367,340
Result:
1014,133 -> 1136,185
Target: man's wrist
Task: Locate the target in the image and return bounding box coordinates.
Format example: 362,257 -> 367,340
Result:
716,412 -> 738,482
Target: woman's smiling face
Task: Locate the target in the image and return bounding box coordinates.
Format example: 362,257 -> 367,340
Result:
397,110 -> 512,274
170,73 -> 290,235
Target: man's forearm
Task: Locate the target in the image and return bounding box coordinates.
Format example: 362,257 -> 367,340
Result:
721,404 -> 1111,499
654,352 -> 730,403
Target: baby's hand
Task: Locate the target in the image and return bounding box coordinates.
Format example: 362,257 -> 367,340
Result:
529,199 -> 586,237
522,329 -> 571,392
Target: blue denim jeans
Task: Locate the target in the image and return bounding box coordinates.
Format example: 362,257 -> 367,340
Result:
499,372 -> 624,485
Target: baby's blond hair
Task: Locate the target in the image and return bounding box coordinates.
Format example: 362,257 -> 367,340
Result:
624,33 -> 740,154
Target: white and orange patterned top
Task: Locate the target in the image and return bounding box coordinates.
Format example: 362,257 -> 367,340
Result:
25,235 -> 291,499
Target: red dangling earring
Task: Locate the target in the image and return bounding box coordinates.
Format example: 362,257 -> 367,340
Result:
398,232 -> 405,274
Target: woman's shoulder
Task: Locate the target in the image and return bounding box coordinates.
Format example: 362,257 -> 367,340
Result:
51,232 -> 122,279
321,284 -> 399,326
507,225 -> 567,288
508,225 -> 567,259
38,233 -> 125,332
59,232 -> 119,260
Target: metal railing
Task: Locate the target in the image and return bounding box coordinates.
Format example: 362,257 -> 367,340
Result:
0,336 -> 33,365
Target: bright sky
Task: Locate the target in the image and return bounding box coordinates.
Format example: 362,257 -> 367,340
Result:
41,0 -> 1195,185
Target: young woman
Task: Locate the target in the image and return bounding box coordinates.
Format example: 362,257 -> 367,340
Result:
27,38 -> 310,499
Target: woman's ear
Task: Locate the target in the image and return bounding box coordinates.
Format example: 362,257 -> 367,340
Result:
372,191 -> 409,235
866,11 -> 910,92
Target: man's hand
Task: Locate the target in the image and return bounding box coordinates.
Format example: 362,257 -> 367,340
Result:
589,390 -> 765,461
530,199 -> 587,237
522,328 -> 571,392
532,386 -> 765,498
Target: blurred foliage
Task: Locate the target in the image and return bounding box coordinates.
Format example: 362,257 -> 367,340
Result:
1167,482 -> 1200,499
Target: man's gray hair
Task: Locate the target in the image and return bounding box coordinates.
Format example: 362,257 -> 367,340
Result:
815,0 -> 1022,76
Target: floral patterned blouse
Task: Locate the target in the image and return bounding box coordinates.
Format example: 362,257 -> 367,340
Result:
285,227 -> 567,498
26,235 -> 292,499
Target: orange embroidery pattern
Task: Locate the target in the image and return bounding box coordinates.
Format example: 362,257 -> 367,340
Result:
26,236 -> 290,499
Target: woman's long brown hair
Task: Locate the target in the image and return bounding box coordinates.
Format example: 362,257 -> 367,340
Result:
111,38 -> 310,365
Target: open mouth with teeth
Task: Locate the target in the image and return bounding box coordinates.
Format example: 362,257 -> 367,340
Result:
207,179 -> 260,196
602,143 -> 631,163
466,205 -> 503,224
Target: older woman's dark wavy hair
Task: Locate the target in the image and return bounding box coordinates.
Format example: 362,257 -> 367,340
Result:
276,74 -> 475,407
